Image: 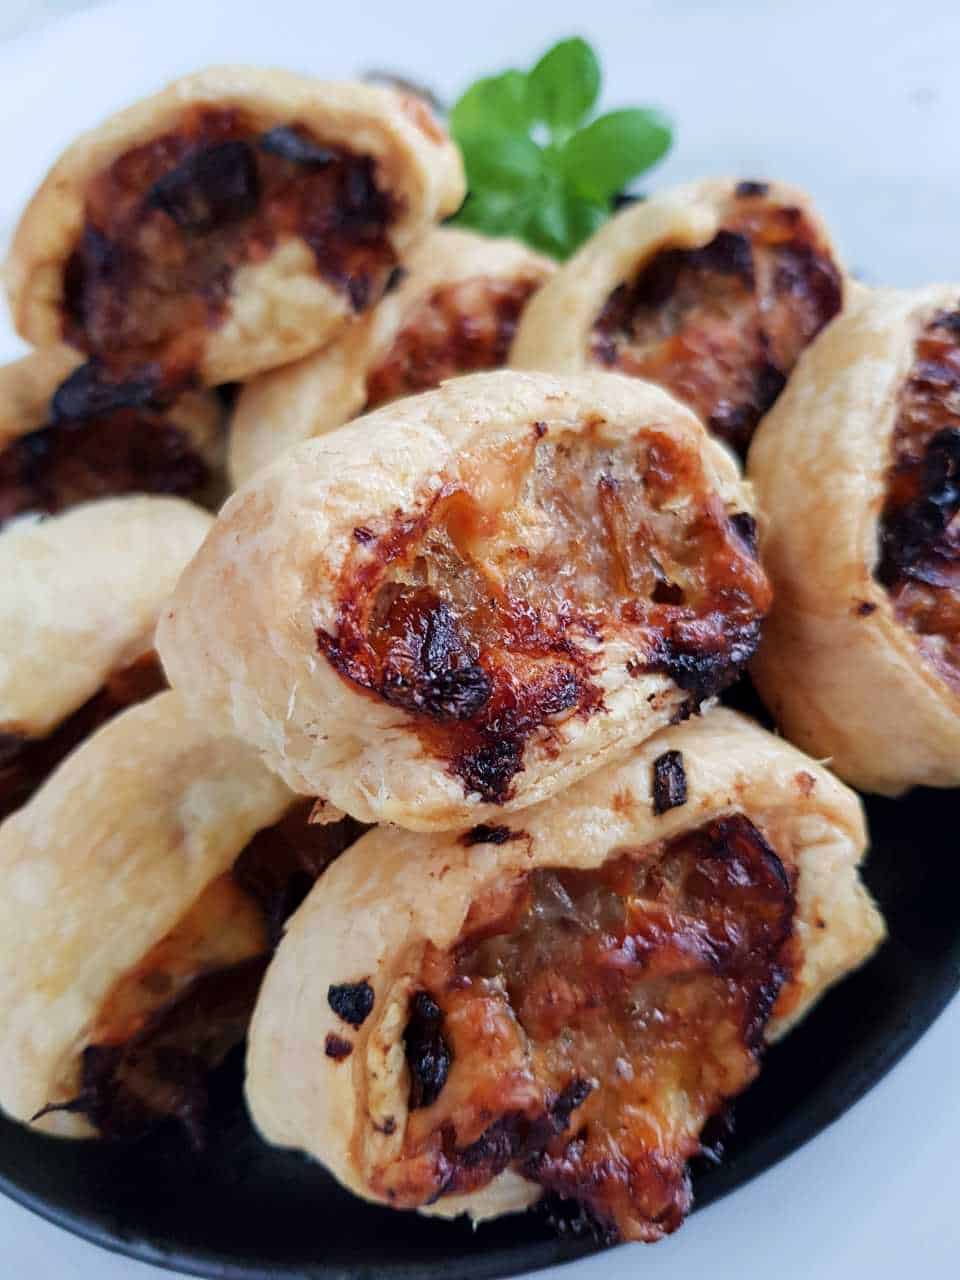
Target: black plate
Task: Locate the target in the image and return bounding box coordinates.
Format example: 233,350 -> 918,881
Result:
1,766 -> 958,1278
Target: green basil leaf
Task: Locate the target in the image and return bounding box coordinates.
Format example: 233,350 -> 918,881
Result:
561,108 -> 672,201
450,70 -> 531,139
457,130 -> 545,193
527,37 -> 601,133
523,190 -> 608,259
449,188 -> 529,238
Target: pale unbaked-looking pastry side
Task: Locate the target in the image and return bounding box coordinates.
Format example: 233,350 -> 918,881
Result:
0,690 -> 294,1137
511,177 -> 845,456
5,66 -> 465,385
228,227 -> 554,485
749,284 -> 960,794
246,709 -> 884,1238
159,370 -> 771,831
0,496 -> 210,739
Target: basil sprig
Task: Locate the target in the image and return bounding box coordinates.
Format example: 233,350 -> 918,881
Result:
449,37 -> 672,258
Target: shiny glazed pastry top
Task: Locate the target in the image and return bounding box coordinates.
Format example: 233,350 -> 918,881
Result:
749,284 -> 960,794
5,66 -> 465,388
228,227 -> 553,485
246,709 -> 883,1241
511,178 -> 844,456
159,371 -> 771,830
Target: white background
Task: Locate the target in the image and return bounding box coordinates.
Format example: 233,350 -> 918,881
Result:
0,2 -> 957,1277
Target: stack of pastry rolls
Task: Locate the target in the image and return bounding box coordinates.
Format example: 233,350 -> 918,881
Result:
6,62 -> 942,1250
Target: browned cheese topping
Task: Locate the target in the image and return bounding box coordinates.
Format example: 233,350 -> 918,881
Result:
364,275 -> 543,410
35,805 -> 365,1143
876,308 -> 960,690
317,422 -> 770,803
0,652 -> 166,822
590,182 -> 842,455
62,108 -> 399,387
381,815 -> 798,1241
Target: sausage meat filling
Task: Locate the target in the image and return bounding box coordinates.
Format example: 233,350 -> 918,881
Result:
0,652 -> 166,822
364,275 -> 543,410
0,408 -> 209,530
63,108 -> 399,385
317,424 -> 770,802
35,805 -> 363,1143
383,815 -> 797,1241
590,183 -> 842,455
876,308 -> 960,690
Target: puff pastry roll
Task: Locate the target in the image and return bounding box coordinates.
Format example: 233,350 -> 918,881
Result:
228,228 -> 553,484
0,690 -> 362,1140
5,67 -> 464,388
511,178 -> 844,456
159,371 -> 771,830
0,495 -> 210,819
247,709 -> 883,1242
0,346 -> 223,527
749,286 -> 960,794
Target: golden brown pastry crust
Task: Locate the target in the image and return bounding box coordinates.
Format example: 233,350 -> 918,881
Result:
5,67 -> 465,385
159,370 -> 764,830
0,690 -> 292,1136
0,495 -> 211,737
228,228 -> 553,486
748,285 -> 960,794
510,178 -> 844,447
245,708 -> 883,1220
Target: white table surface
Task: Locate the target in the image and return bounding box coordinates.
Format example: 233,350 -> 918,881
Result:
0,2 -> 957,1277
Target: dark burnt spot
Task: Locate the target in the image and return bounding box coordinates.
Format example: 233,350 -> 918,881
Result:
324,1033 -> 353,1061
533,420 -> 549,438
377,593 -> 492,720
643,615 -> 764,703
454,737 -> 525,804
404,991 -> 451,1110
460,824 -> 521,847
855,600 -> 878,617
652,749 -> 687,815
374,1115 -> 397,1135
328,979 -> 376,1028
730,511 -> 759,555
384,264 -> 407,294
735,180 -> 770,198
936,309 -> 960,336
147,140 -> 260,232
50,360 -> 167,423
353,526 -> 375,544
0,653 -> 166,821
877,427 -> 960,589
548,1077 -> 593,1129
258,126 -> 334,169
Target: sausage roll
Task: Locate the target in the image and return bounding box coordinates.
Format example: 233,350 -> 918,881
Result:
159,371 -> 771,830
511,179 -> 844,456
246,709 -> 883,1242
749,285 -> 960,794
0,495 -> 210,819
0,690 -> 363,1141
5,67 -> 465,389
228,228 -> 553,485
0,346 -> 224,527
